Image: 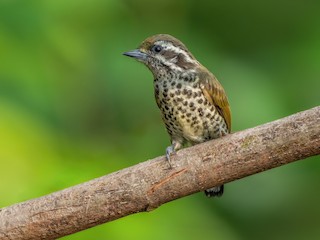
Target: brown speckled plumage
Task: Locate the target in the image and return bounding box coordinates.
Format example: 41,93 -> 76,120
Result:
124,34 -> 231,197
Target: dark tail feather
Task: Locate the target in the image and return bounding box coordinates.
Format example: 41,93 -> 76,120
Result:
204,185 -> 224,197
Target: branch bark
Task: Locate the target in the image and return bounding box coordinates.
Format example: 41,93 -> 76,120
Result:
1,106 -> 319,240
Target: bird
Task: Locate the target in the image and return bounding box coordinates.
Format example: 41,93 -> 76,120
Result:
123,34 -> 231,197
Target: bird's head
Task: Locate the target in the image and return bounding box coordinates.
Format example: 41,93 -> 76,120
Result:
123,34 -> 200,78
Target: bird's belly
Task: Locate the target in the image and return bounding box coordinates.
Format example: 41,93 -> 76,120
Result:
159,86 -> 228,143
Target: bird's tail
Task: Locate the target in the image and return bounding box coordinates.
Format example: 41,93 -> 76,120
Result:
204,185 -> 224,197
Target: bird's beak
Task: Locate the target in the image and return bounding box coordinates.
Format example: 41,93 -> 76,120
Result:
123,49 -> 148,61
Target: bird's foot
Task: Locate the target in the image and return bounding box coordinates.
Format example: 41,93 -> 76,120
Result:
165,145 -> 174,168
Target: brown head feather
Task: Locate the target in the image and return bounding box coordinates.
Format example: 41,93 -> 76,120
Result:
139,34 -> 191,54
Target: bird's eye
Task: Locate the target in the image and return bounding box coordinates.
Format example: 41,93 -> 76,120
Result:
152,45 -> 163,53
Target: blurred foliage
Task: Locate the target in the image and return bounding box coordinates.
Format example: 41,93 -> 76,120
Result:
0,0 -> 319,239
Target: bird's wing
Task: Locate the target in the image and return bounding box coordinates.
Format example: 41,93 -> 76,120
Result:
199,70 -> 231,132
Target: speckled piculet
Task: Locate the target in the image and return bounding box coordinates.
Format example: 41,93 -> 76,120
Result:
123,34 -> 231,197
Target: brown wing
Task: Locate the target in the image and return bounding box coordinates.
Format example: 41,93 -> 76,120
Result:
199,70 -> 231,132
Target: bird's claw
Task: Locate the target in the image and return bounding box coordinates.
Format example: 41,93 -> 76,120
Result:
165,145 -> 174,168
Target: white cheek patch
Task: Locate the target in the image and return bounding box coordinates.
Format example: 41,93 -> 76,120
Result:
163,58 -> 184,71
154,52 -> 183,72
169,56 -> 178,64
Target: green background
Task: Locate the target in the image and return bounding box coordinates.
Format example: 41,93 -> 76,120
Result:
0,0 -> 319,239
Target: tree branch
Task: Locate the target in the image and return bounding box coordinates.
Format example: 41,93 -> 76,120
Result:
0,106 -> 319,240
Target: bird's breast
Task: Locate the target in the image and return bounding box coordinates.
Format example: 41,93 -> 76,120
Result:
154,78 -> 228,143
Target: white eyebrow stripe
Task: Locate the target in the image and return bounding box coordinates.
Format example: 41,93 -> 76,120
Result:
156,54 -> 198,74
155,41 -> 198,64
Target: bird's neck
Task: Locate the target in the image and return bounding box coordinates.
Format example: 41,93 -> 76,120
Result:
153,70 -> 199,91
154,68 -> 199,83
